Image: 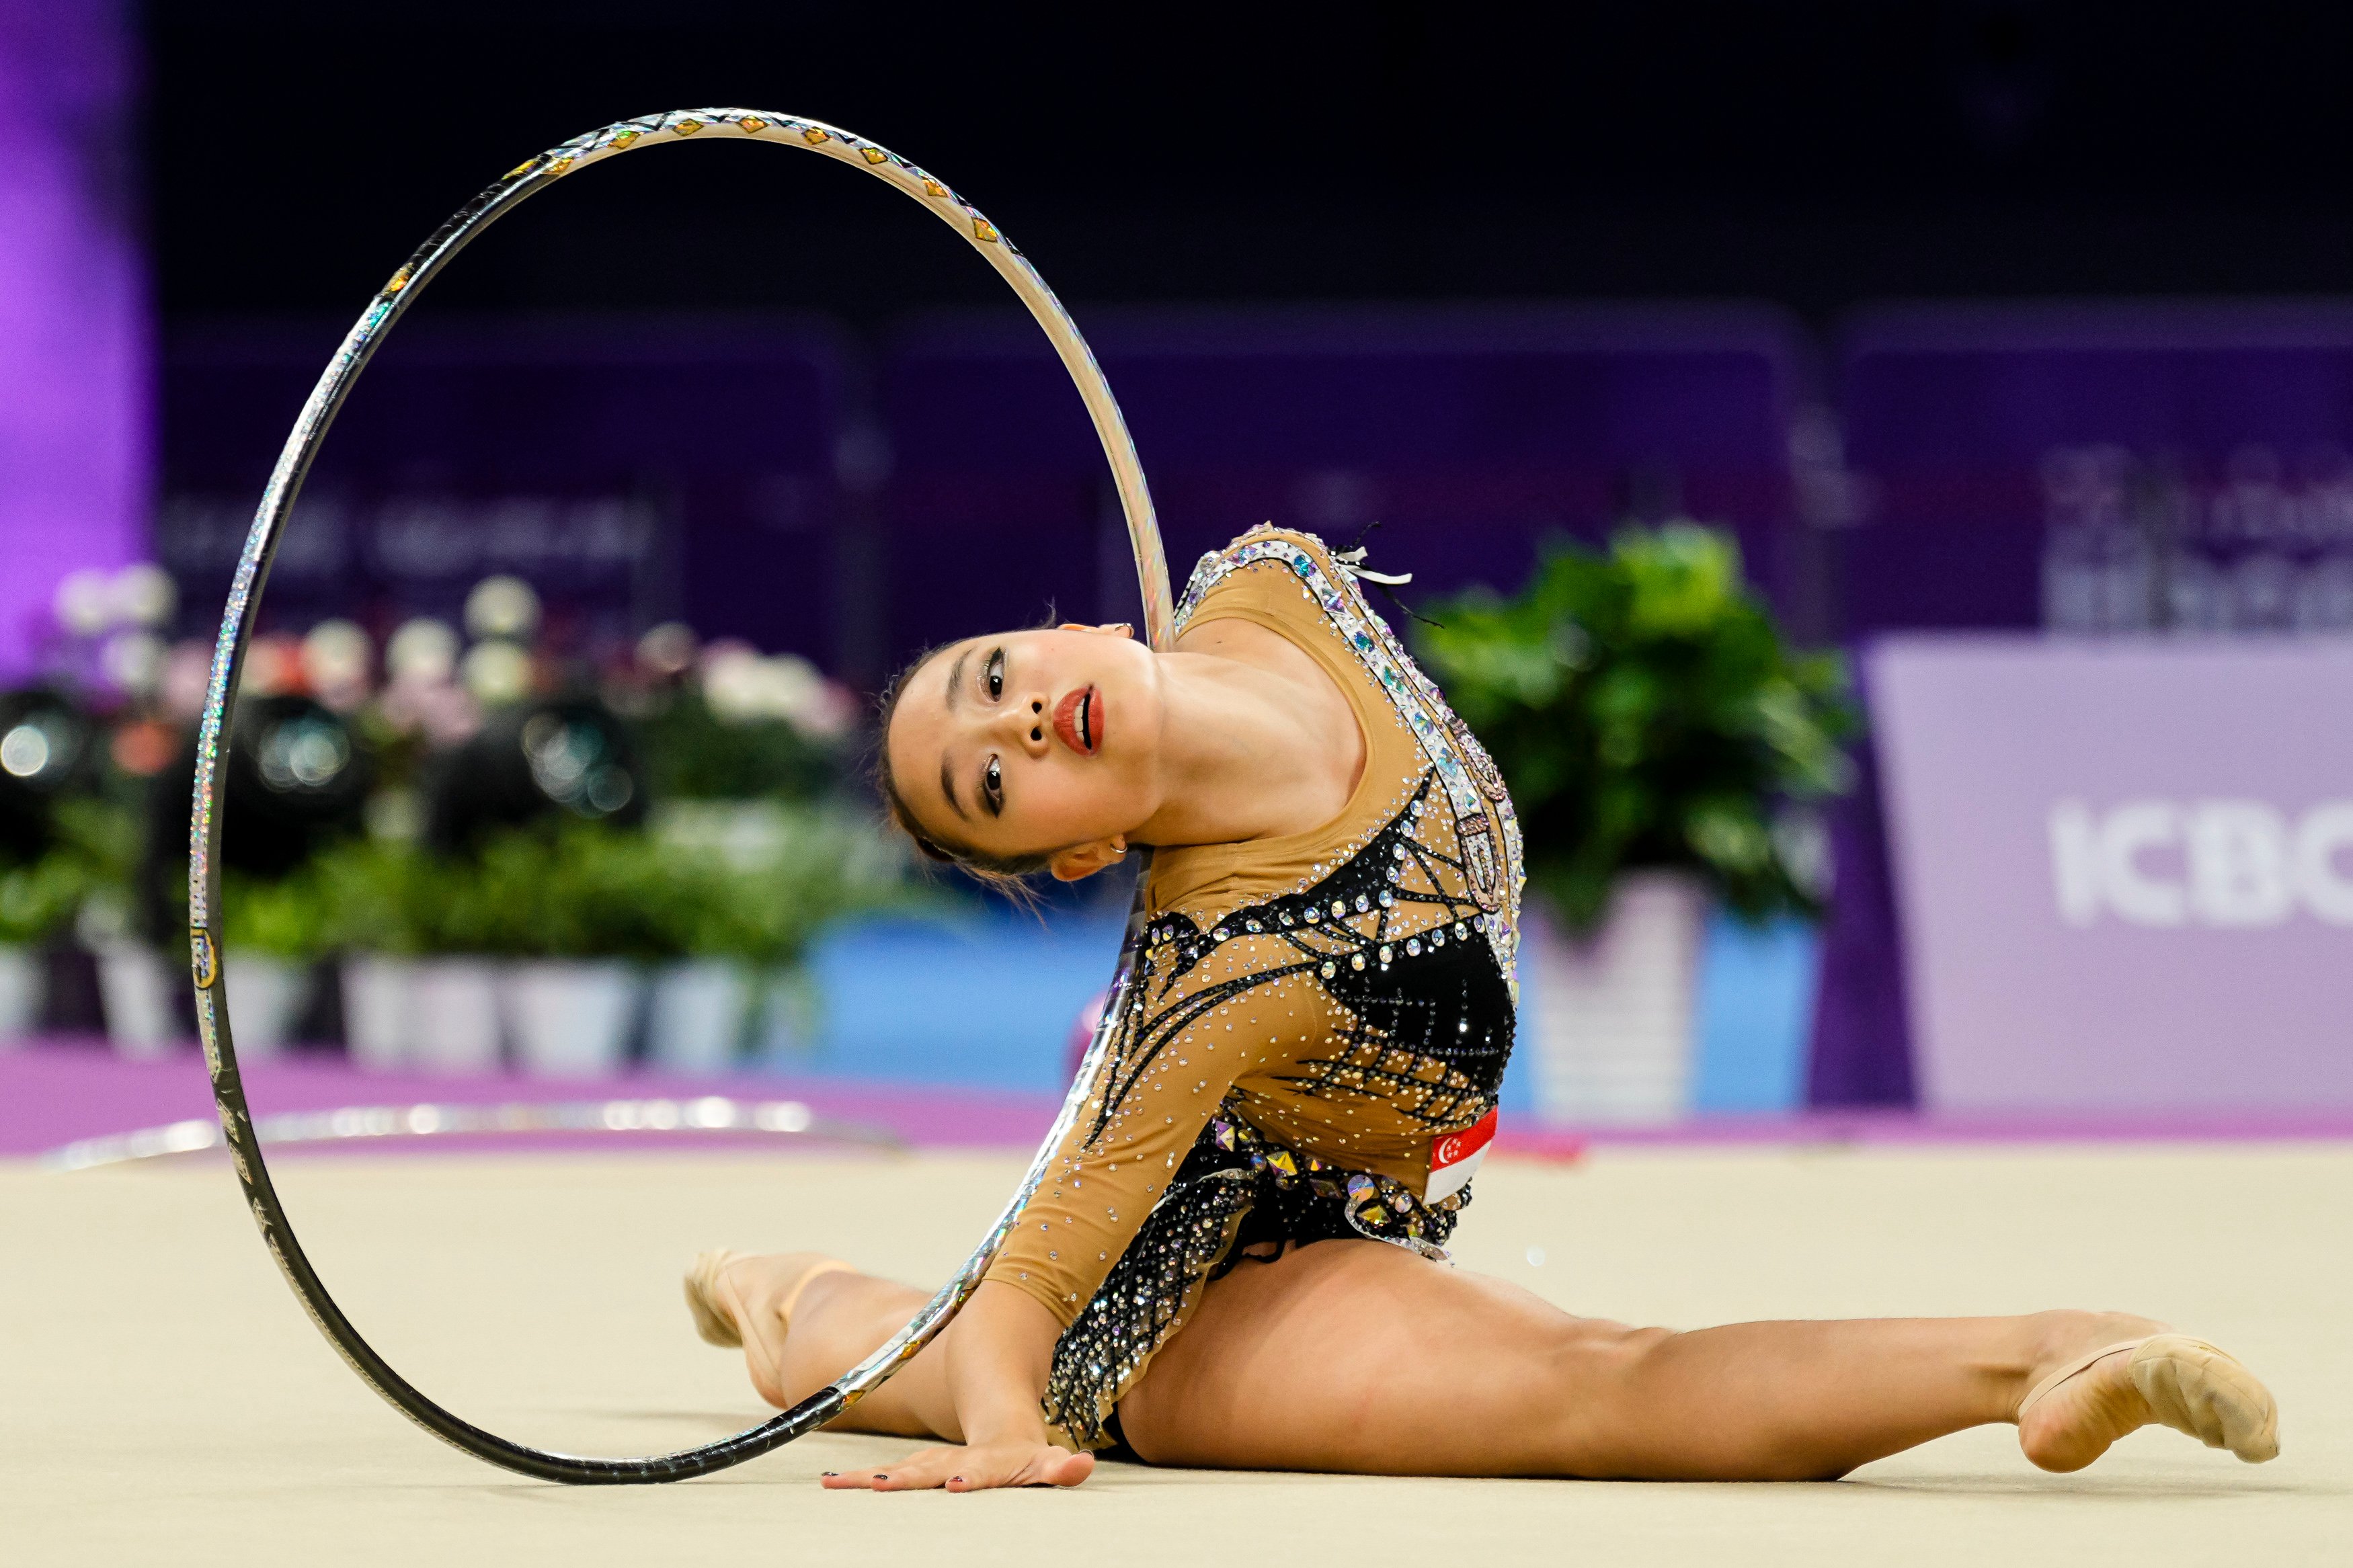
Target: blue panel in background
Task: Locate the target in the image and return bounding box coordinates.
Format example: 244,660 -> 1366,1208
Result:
787,911 -> 1127,1094
788,905 -> 1817,1116
1689,912 -> 1820,1114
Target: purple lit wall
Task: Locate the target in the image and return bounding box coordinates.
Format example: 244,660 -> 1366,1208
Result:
0,2 -> 149,673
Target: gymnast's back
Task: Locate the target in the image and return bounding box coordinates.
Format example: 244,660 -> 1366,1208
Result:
984,526 -> 1528,1450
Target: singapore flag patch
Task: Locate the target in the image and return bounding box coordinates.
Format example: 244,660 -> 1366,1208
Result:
1426,1108 -> 1499,1204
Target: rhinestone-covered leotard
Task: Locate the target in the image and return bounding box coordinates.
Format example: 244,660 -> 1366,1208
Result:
984,527 -> 1527,1453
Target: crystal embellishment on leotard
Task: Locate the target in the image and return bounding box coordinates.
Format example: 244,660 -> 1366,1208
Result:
1174,530 -> 1523,979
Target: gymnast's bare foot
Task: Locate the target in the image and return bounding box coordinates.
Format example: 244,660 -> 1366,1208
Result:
684,1250 -> 856,1409
2015,1311 -> 2279,1470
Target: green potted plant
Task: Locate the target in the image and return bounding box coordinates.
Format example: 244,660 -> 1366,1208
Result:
55,796 -> 182,1059
0,849 -> 89,1042
481,824 -> 666,1079
641,802 -> 911,1073
1417,523 -> 1855,1124
217,868 -> 327,1057
314,838 -> 511,1075
313,837 -> 429,1073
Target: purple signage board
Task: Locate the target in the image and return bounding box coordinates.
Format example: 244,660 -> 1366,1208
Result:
1868,634 -> 2353,1113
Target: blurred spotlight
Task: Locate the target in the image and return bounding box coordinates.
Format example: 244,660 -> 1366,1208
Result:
424,696 -> 647,853
0,689 -> 95,864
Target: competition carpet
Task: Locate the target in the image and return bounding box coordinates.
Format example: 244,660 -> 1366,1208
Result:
5,1134 -> 2346,1565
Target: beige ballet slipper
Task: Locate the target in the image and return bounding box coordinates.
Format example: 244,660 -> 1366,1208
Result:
683,1249 -> 748,1348
2018,1333 -> 2280,1465
682,1250 -> 856,1351
2129,1335 -> 2281,1462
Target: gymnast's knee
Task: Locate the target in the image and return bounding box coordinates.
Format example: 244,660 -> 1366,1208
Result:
1534,1324 -> 1675,1433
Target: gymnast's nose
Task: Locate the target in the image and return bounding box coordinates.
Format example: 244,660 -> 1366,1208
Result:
994,691 -> 1051,756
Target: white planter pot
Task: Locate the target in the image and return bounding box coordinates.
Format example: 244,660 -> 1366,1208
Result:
342,953 -> 415,1073
1522,870 -> 1708,1126
409,957 -> 505,1075
96,942 -> 178,1059
645,958 -> 750,1075
222,950 -> 310,1059
753,964 -> 821,1063
502,960 -> 641,1079
0,944 -> 42,1045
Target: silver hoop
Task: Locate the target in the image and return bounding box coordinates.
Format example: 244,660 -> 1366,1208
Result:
42,1096 -> 906,1172
187,108 -> 1172,1484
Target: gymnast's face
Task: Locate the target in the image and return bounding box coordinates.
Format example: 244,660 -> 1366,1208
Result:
885,624 -> 1159,880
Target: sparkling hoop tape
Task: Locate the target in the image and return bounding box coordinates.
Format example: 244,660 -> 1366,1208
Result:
187,109 -> 1173,1485
41,1096 -> 905,1173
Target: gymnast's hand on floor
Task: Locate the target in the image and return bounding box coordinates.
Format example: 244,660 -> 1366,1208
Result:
820,1442 -> 1095,1492
817,1280 -> 1090,1491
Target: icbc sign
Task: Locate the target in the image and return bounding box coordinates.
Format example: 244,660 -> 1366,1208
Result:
1870,638 -> 2353,1113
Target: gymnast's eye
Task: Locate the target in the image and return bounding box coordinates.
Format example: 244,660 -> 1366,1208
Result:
984,648 -> 1004,700
982,755 -> 1003,815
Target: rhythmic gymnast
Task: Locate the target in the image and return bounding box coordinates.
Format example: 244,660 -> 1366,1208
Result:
684,524 -> 2280,1492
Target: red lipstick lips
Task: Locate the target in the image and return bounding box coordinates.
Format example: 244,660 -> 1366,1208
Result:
1052,686 -> 1103,756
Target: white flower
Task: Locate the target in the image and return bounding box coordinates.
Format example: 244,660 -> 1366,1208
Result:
464,575 -> 541,642
461,641 -> 534,707
113,563 -> 177,628
100,631 -> 166,697
385,618 -> 458,685
302,620 -> 374,708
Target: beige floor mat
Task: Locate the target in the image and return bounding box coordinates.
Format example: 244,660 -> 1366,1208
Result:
4,1142 -> 2345,1565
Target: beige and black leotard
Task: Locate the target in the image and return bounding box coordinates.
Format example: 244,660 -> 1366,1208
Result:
983,526 -> 1528,1453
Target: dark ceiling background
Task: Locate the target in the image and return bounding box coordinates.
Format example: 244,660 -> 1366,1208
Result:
148,2 -> 2353,329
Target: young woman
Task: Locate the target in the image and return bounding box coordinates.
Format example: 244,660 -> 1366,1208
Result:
684,526 -> 2280,1491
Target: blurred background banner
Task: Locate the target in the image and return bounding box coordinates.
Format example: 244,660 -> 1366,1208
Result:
881,306 -> 1805,671
0,1 -> 149,676
159,317 -> 853,663
1871,637 -> 2353,1114
1839,303 -> 2353,641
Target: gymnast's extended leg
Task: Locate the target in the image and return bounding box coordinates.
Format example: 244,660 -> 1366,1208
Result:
692,1243 -> 2271,1480
1115,1239 -> 2265,1479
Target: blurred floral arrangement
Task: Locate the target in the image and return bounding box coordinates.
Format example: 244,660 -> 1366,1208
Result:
0,563 -> 910,1069
1415,524 -> 1857,933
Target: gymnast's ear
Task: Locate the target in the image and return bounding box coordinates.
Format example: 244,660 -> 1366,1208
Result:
1057,622 -> 1135,639
1049,835 -> 1129,882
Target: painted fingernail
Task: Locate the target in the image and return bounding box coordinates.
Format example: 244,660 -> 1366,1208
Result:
951,1476 -> 965,1485
821,1471 -> 836,1477
873,1473 -> 888,1480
